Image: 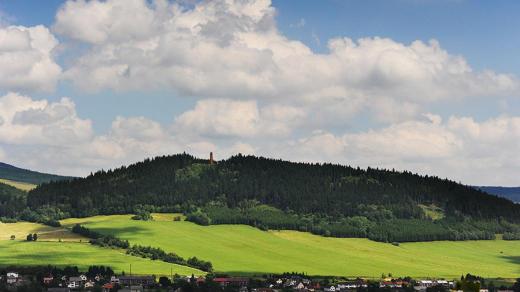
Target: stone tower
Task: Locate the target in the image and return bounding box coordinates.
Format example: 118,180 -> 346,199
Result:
209,152 -> 214,164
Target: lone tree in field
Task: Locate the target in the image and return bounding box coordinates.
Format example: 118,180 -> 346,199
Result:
10,235 -> 15,240
33,233 -> 38,241
26,234 -> 33,241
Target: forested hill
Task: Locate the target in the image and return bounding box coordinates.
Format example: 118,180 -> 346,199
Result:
0,162 -> 73,185
28,153 -> 517,221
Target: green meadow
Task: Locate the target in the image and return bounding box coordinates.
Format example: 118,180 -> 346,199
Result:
0,221 -> 203,276
61,214 -> 520,278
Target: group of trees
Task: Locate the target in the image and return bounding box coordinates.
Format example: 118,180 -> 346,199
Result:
71,224 -> 129,249
71,224 -> 213,272
131,209 -> 153,221
127,245 -> 213,272
18,153 -> 520,243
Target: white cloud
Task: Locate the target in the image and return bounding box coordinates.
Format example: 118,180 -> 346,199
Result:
0,25 -> 61,92
54,0 -> 517,124
274,114 -> 520,186
0,93 -> 518,185
0,92 -> 92,145
173,99 -> 306,138
174,99 -> 260,137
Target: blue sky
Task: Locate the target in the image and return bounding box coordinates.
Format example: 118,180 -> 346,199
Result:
2,0 -> 519,130
0,0 -> 518,185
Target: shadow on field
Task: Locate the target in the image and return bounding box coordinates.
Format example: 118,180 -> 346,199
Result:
88,226 -> 152,237
500,256 -> 520,272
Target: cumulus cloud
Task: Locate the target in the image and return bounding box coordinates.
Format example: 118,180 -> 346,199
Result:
0,25 -> 61,92
1,0 -> 518,186
273,114 -> 520,186
173,99 -> 306,137
54,0 -> 517,123
0,93 -> 518,185
0,92 -> 92,145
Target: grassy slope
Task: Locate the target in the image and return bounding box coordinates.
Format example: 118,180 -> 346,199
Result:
0,221 -> 203,276
0,179 -> 36,191
61,214 -> 520,278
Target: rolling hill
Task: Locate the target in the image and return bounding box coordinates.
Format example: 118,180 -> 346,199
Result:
0,219 -> 202,276
26,153 -> 520,243
60,214 -> 520,278
0,162 -> 73,185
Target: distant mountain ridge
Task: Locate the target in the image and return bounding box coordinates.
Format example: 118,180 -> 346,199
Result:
477,186 -> 520,203
0,162 -> 73,185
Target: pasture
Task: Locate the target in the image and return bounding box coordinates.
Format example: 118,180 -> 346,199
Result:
61,214 -> 520,278
0,221 -> 203,276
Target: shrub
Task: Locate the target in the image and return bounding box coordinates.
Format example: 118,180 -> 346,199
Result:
186,211 -> 211,226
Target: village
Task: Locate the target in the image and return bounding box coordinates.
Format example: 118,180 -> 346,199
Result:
0,269 -> 515,292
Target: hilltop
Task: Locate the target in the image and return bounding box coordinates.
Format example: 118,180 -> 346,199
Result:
0,162 -> 73,185
25,153 -> 520,243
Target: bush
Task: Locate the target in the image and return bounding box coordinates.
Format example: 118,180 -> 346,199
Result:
0,217 -> 18,223
186,211 -> 211,226
71,224 -> 129,249
131,210 -> 153,221
503,232 -> 520,240
44,219 -> 61,227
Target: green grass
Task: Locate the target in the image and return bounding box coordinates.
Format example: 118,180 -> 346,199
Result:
0,221 -> 203,276
0,178 -> 36,191
61,214 -> 520,278
0,241 -> 202,276
0,221 -> 86,242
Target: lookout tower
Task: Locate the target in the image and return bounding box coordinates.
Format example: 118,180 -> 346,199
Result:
209,152 -> 214,165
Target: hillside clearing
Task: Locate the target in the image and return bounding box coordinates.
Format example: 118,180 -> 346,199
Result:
0,178 -> 36,191
62,214 -> 520,278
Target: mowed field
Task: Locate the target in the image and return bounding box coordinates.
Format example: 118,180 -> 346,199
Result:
0,221 -> 203,276
61,214 -> 520,278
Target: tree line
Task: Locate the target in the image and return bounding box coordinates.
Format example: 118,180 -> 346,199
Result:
14,153 -> 520,242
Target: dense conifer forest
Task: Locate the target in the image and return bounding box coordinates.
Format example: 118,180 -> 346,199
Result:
10,153 -> 520,242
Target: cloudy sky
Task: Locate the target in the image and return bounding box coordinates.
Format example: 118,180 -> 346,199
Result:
0,0 -> 519,186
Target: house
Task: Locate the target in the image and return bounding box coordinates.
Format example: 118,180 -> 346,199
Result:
110,276 -> 120,284
295,282 -> 305,289
213,277 -> 249,287
118,276 -> 155,287
84,281 -> 95,288
68,276 -> 85,288
338,282 -> 362,289
6,272 -> 19,285
323,286 -> 337,292
79,275 -> 87,281
102,283 -> 114,292
43,275 -> 54,285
